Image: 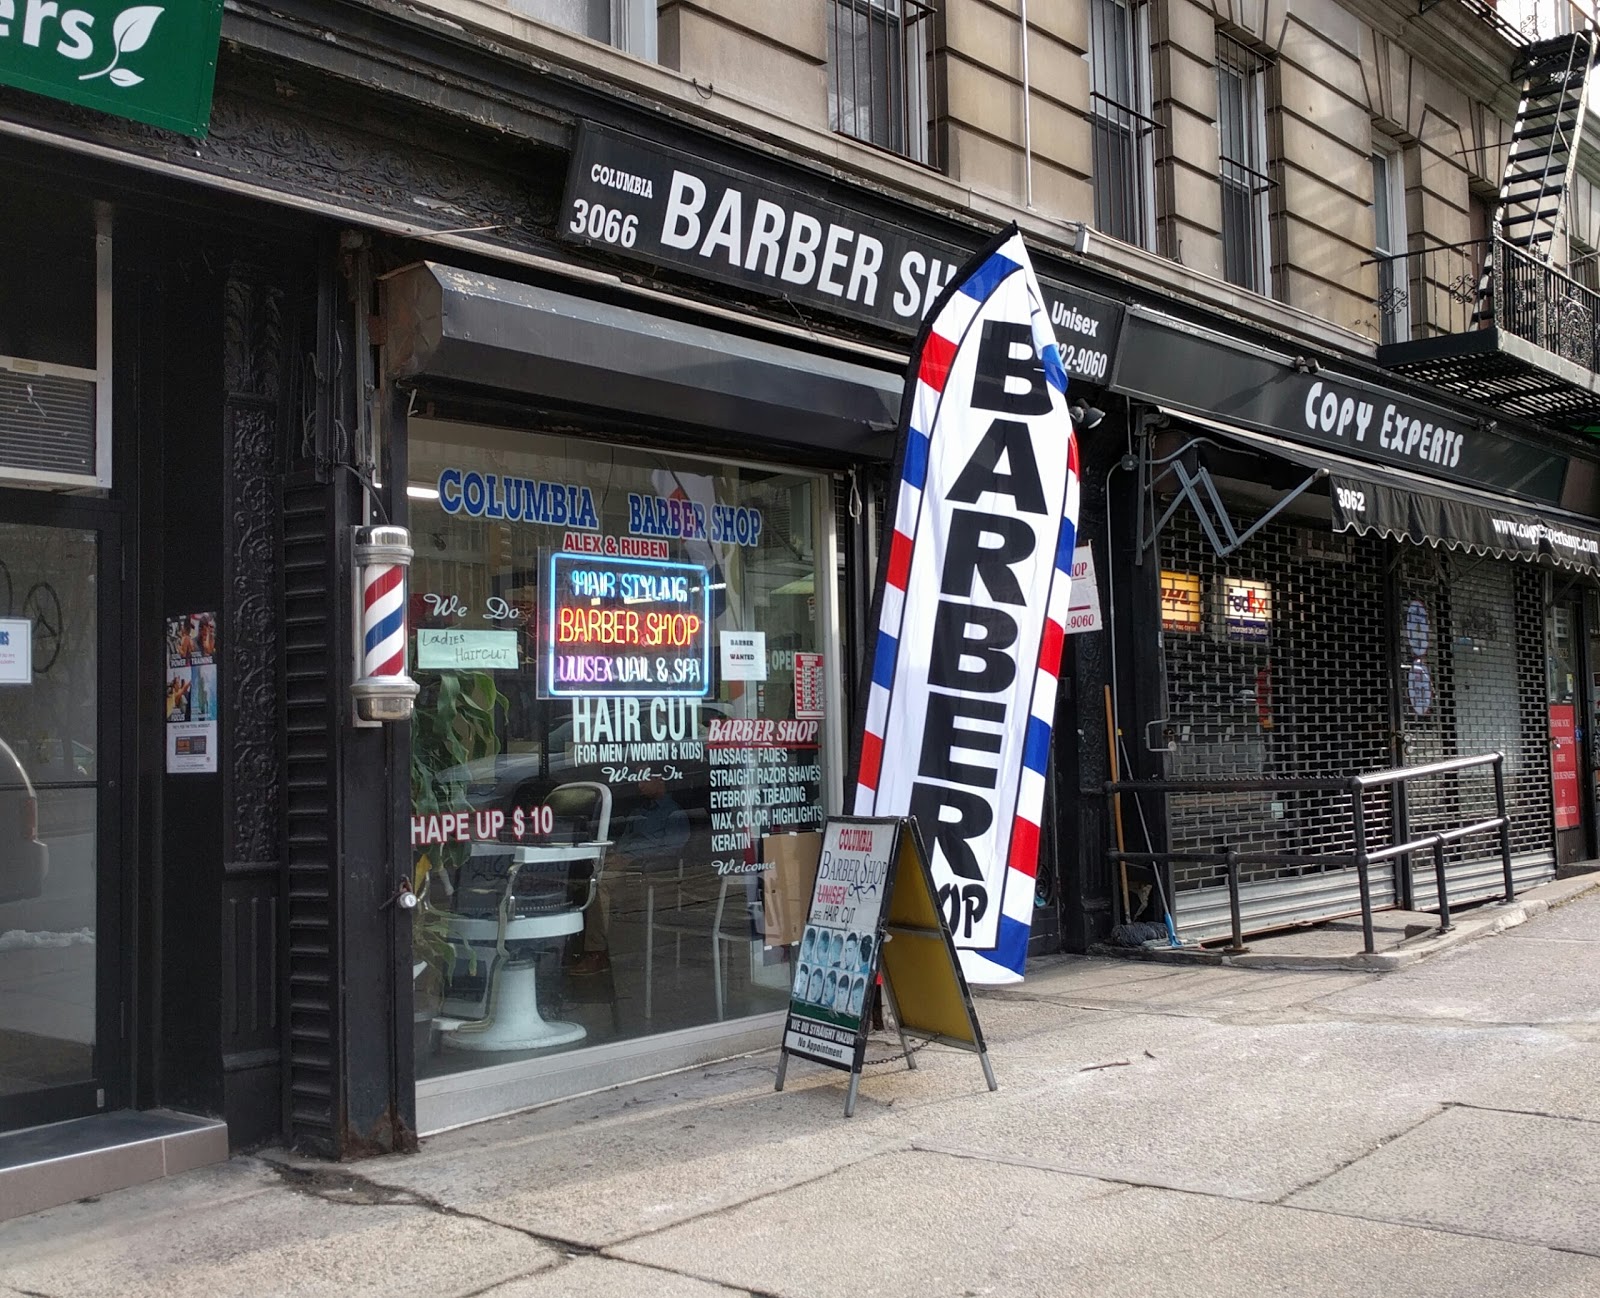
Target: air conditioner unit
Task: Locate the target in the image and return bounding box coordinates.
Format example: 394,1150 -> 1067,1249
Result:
0,357 -> 108,490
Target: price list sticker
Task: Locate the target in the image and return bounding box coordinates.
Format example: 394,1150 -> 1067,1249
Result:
794,651 -> 825,720
544,552 -> 713,698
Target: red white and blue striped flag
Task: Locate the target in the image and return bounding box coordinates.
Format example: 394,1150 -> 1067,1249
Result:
852,225 -> 1079,985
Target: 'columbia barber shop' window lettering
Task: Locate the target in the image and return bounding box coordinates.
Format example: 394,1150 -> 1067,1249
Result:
408,421 -> 828,1065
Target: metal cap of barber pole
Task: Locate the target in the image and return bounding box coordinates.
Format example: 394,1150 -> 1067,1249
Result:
353,524 -> 419,722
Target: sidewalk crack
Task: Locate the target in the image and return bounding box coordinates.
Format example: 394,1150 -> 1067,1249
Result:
260,1157 -> 598,1255
1270,1105 -> 1447,1204
600,1142 -> 913,1250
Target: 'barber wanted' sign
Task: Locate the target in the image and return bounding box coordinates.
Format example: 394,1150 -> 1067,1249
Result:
852,225 -> 1080,985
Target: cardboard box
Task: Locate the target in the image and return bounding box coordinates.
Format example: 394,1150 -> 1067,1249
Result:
761,831 -> 822,947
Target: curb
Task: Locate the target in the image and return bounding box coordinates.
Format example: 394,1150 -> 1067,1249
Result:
1088,873 -> 1600,973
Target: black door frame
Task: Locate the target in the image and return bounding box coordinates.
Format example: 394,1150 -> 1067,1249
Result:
0,487 -> 129,1132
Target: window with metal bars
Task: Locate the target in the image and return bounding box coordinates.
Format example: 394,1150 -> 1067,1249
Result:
1089,0 -> 1158,250
1216,31 -> 1275,295
827,0 -> 937,165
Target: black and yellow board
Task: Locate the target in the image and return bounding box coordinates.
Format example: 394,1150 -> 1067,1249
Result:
775,816 -> 997,1117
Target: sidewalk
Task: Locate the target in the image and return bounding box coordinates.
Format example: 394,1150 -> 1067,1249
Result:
4,888 -> 1600,1296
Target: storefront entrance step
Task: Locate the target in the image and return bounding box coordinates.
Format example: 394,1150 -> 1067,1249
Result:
1087,874 -> 1600,975
0,1109 -> 228,1223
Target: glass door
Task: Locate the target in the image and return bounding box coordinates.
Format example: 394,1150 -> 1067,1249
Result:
0,516 -> 120,1131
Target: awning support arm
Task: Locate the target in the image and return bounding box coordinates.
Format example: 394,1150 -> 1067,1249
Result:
1140,433 -> 1328,559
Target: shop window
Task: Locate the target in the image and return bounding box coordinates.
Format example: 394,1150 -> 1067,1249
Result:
502,0 -> 657,60
0,191 -> 110,489
1089,0 -> 1156,250
406,420 -> 837,1077
1216,30 -> 1275,295
1372,143 -> 1409,344
827,0 -> 936,165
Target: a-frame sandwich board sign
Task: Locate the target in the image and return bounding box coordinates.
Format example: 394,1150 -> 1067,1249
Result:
775,815 -> 997,1117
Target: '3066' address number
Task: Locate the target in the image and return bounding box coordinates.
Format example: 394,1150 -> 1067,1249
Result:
569,200 -> 639,247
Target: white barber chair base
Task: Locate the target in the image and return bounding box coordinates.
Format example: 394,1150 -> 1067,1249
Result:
444,958 -> 586,1052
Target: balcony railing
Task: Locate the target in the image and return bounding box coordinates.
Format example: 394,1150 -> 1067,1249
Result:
1373,236 -> 1600,423
1441,0 -> 1600,45
1374,237 -> 1600,371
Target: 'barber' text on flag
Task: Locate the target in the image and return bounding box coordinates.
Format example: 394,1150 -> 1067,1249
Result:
853,225 -> 1080,986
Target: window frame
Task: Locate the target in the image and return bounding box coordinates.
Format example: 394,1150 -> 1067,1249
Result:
0,199 -> 113,491
1371,142 -> 1410,345
1216,32 -> 1274,296
827,0 -> 936,166
1089,0 -> 1157,250
501,0 -> 657,60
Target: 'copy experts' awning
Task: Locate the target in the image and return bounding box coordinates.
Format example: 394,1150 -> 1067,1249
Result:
1162,410 -> 1600,580
1329,472 -> 1600,578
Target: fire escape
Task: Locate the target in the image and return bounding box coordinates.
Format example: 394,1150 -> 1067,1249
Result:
1379,10 -> 1600,429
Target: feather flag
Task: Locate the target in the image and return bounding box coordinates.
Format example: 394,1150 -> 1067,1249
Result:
851,224 -> 1080,985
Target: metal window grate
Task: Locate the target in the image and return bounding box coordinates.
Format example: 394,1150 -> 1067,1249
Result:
1216,31 -> 1275,294
828,0 -> 937,165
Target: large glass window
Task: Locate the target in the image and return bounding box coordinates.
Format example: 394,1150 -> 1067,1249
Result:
0,524 -> 99,1113
407,420 -> 836,1077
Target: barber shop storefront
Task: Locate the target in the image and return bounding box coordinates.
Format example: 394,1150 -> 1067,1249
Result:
1097,309 -> 1600,941
378,129 -> 1130,1132
384,263 -> 892,1132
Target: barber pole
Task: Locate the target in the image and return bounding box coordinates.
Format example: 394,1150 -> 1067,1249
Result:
853,224 -> 1079,985
352,525 -> 420,722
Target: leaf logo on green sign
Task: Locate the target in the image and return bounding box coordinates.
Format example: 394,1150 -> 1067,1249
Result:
78,4 -> 160,88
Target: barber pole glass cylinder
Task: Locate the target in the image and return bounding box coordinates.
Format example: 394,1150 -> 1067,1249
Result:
352,525 -> 420,722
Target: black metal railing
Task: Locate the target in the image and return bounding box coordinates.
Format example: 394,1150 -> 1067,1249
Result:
1371,236 -> 1600,372
1104,752 -> 1514,955
828,0 -> 938,167
1439,0 -> 1532,47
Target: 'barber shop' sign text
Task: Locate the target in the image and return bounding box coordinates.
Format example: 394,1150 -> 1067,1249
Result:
561,122 -> 1124,383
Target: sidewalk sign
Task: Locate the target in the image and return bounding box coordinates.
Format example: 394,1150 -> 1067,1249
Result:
775,815 -> 997,1117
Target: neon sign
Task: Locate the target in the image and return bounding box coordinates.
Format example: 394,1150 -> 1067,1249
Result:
545,552 -> 713,698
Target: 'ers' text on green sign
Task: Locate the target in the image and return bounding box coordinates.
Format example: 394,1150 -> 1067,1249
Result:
0,0 -> 224,137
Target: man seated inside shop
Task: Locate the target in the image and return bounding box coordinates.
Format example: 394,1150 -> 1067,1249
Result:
570,774 -> 691,975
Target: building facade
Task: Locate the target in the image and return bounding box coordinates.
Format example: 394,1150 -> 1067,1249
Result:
5,0 -> 1600,1208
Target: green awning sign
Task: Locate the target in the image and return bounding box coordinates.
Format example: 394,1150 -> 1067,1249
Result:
0,1 -> 224,138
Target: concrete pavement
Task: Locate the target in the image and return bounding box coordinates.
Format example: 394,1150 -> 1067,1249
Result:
6,890 -> 1600,1296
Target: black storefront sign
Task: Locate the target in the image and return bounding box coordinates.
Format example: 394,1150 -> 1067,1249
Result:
1332,474 -> 1600,579
1115,311 -> 1571,506
561,123 -> 1124,384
